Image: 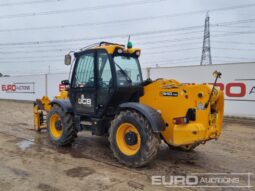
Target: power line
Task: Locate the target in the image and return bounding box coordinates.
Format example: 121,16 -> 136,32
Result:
1,14 -> 255,34
212,18 -> 255,26
137,36 -> 211,46
212,40 -> 255,45
0,32 -> 251,51
0,43 -> 200,55
212,59 -> 255,64
0,48 -> 70,53
3,56 -> 252,63
0,54 -> 200,62
0,47 -> 201,56
212,30 -> 255,38
143,47 -> 201,55
214,56 -> 255,60
0,30 -> 253,55
0,33 -> 216,47
0,59 -> 62,63
0,18 -> 254,47
0,1 -> 254,21
3,36 -> 253,51
145,59 -> 200,67
0,29 -> 204,46
214,25 -> 255,29
141,42 -> 202,50
0,41 -> 90,49
0,15 -> 204,33
1,28 -> 254,54
0,38 -> 203,50
141,56 -> 199,63
0,0 -> 168,19
0,31 -> 203,49
211,29 -> 255,34
144,59 -> 254,67
213,47 -> 255,51
0,55 -> 61,60
3,53 -> 255,62
143,56 -> 255,63
0,0 -> 66,7
0,18 -> 252,47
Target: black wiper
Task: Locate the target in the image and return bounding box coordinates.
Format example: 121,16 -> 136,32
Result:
114,62 -> 132,83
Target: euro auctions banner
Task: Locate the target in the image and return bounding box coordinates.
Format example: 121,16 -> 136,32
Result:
181,80 -> 255,102
147,62 -> 255,118
214,80 -> 255,102
2,82 -> 35,94
0,73 -> 69,101
0,75 -> 46,101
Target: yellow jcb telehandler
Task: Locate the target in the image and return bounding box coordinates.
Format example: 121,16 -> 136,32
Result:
34,41 -> 224,167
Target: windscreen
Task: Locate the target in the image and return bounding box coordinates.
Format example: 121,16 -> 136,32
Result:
113,55 -> 142,87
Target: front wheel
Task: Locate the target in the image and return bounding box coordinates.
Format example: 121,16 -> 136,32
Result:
47,105 -> 77,146
109,110 -> 160,167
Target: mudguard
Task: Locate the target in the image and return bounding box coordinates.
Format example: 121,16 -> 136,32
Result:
51,99 -> 73,113
119,102 -> 165,133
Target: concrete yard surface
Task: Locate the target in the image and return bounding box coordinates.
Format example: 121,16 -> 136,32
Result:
0,100 -> 254,191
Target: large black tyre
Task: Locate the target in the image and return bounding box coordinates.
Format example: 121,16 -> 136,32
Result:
47,105 -> 77,146
109,110 -> 160,167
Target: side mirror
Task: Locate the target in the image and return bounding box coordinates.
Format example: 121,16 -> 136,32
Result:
61,80 -> 69,85
64,54 -> 72,65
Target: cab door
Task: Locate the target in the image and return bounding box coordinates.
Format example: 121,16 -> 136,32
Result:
96,50 -> 115,116
69,51 -> 97,115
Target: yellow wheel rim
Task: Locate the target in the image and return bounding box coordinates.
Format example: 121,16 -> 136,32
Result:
116,123 -> 141,156
49,114 -> 63,139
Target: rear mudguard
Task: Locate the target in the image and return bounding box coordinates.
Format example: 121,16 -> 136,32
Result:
118,102 -> 166,133
51,99 -> 73,113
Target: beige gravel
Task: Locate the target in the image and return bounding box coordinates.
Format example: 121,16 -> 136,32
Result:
0,100 -> 254,191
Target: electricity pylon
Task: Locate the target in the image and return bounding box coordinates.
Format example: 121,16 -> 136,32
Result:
200,12 -> 212,65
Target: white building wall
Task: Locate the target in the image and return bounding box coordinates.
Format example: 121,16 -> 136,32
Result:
146,62 -> 255,118
47,73 -> 69,99
0,62 -> 254,118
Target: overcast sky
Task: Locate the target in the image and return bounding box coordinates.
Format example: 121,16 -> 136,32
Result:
0,0 -> 255,75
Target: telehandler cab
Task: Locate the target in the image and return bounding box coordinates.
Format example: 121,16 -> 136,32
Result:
34,41 -> 224,167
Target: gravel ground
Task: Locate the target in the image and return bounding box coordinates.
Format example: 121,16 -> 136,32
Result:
0,100 -> 254,191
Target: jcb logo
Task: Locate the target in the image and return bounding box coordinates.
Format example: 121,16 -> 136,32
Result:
78,94 -> 92,106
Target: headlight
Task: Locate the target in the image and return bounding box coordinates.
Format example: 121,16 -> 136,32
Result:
117,48 -> 123,54
135,50 -> 140,56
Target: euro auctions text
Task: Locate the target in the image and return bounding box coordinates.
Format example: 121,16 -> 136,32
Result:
1,82 -> 35,94
151,173 -> 252,188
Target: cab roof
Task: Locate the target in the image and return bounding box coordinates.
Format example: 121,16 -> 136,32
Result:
77,41 -> 141,55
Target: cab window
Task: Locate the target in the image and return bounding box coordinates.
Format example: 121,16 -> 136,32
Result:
97,51 -> 112,88
73,53 -> 95,88
113,55 -> 142,87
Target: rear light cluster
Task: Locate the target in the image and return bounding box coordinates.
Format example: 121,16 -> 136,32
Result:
173,108 -> 196,125
173,117 -> 189,125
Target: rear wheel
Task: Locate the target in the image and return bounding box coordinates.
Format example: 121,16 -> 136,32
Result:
47,105 -> 77,146
109,110 -> 160,167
